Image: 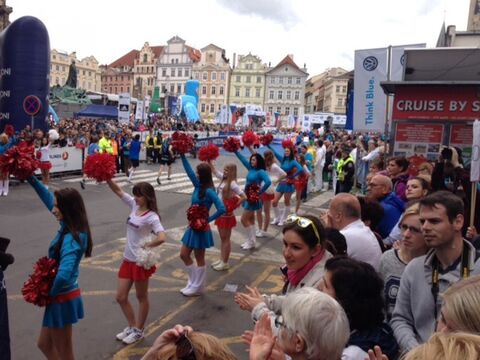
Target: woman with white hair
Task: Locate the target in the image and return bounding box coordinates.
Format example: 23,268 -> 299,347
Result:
248,287 -> 350,360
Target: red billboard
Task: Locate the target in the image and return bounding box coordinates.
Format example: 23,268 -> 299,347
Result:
395,123 -> 444,143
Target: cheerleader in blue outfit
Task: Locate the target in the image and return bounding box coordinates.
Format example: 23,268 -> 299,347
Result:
267,143 -> 303,226
234,150 -> 271,250
179,154 -> 225,296
27,176 -> 93,360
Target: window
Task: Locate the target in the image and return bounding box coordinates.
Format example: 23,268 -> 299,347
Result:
235,87 -> 240,97
55,65 -> 59,71
279,77 -> 283,84
202,86 -> 207,95
114,86 -> 117,93
121,75 -> 124,81
185,68 -> 190,77
218,104 -> 222,111
175,59 -> 179,64
342,85 -> 347,93
294,91 -> 300,100
293,107 -> 299,116
336,85 -> 341,93
177,84 -> 182,93
288,76 -> 292,84
270,77 -> 275,84
276,106 -> 281,113
256,76 -> 261,83
219,86 -> 224,95
212,72 -> 217,80
236,75 -> 241,82
127,86 -> 130,92
255,88 -> 261,97
210,103 -> 215,113
170,84 -> 174,93
337,98 -> 343,106
120,86 -> 123,92
143,54 -> 148,63
201,103 -> 206,112
55,77 -> 59,84
194,71 -> 199,79
268,106 -> 273,113
269,90 -> 274,99
245,88 -> 250,97
278,90 -> 283,100
211,86 -> 216,95
170,68 -> 175,76
246,76 -> 251,83
286,90 -> 291,100
83,70 -> 86,75
178,68 -> 182,77
296,77 -> 301,84
162,69 -> 167,77
220,72 -> 225,81
285,107 -> 290,115
203,72 -> 208,80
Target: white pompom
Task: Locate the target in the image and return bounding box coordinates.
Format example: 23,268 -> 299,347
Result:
135,236 -> 162,270
48,129 -> 59,141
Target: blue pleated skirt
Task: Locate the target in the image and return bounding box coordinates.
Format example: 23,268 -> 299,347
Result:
181,228 -> 214,249
276,182 -> 295,193
242,200 -> 263,211
42,295 -> 84,328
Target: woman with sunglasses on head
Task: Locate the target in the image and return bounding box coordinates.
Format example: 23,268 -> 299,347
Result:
178,154 -> 225,296
26,176 -> 93,360
106,179 -> 166,345
235,215 -> 332,323
267,142 -> 303,226
234,148 -> 271,250
208,161 -> 247,271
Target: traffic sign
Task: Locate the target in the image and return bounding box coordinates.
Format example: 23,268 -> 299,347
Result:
23,95 -> 42,116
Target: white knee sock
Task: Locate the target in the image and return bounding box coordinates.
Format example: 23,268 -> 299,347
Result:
0,180 -> 4,195
128,169 -> 134,180
3,179 -> 9,195
273,206 -> 280,220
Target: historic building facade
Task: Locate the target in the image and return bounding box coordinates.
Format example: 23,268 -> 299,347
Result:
0,0 -> 12,31
193,44 -> 231,119
50,49 -> 101,91
304,67 -> 348,114
132,42 -> 163,98
229,53 -> 267,107
264,55 -> 308,118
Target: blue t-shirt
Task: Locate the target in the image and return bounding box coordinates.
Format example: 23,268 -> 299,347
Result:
129,140 -> 141,160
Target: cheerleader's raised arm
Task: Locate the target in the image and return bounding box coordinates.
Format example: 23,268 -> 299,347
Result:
181,153 -> 200,187
266,143 -> 283,163
234,149 -> 252,170
27,175 -> 54,211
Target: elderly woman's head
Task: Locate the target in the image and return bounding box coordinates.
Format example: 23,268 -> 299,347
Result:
278,287 -> 349,360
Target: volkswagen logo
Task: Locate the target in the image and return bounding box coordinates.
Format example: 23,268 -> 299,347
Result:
363,56 -> 378,71
400,54 -> 406,66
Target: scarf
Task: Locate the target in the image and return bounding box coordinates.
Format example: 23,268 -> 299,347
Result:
286,250 -> 325,288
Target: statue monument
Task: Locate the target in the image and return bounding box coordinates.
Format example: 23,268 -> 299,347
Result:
65,60 -> 77,88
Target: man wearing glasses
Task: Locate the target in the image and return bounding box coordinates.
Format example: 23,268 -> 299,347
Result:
390,191 -> 480,354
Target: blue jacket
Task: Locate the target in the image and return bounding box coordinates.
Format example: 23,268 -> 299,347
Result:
377,192 -> 405,239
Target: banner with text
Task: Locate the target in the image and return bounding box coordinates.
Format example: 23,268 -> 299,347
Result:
394,123 -> 444,162
118,93 -> 131,124
472,120 -> 480,182
353,47 -> 388,132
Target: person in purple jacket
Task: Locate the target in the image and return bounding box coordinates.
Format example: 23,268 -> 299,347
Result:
387,156 -> 410,202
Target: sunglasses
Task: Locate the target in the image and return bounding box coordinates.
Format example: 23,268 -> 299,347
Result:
176,332 -> 196,360
285,215 -> 321,244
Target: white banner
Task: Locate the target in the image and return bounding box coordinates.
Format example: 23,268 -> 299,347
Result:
391,44 -> 425,81
118,93 -> 131,124
144,96 -> 151,121
35,147 -> 83,174
353,47 -> 388,132
135,100 -> 144,120
471,120 -> 480,182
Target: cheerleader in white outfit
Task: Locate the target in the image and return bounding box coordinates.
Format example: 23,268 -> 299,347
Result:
209,161 -> 247,270
38,136 -> 52,188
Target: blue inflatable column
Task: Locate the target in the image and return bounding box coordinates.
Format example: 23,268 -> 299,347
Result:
0,16 -> 50,133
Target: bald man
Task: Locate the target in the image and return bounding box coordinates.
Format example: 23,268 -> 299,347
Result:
326,193 -> 382,270
367,175 -> 405,239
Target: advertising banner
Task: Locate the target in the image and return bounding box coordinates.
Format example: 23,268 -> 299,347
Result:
34,146 -> 83,174
394,123 -> 444,161
472,120 -> 480,182
390,44 -> 425,81
118,93 -> 130,124
135,100 -> 144,120
353,47 -> 388,132
392,85 -> 480,120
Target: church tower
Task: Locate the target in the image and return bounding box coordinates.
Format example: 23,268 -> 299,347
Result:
468,0 -> 480,31
0,0 -> 12,31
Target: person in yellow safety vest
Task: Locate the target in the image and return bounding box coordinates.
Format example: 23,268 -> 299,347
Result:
145,130 -> 155,164
153,132 -> 162,164
110,132 -> 120,173
98,130 -> 113,154
336,146 -> 355,194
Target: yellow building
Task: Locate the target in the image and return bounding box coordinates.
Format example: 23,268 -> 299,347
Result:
49,49 -> 101,91
229,53 -> 267,107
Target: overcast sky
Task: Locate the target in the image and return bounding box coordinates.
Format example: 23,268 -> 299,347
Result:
8,0 -> 470,77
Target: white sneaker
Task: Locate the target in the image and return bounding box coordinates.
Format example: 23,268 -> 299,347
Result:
116,326 -> 134,341
270,218 -> 279,225
122,328 -> 144,344
212,261 -> 230,271
277,220 -> 285,226
241,241 -> 255,250
255,230 -> 264,237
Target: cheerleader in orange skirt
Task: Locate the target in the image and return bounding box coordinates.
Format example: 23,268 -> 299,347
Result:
294,153 -> 311,214
209,161 -> 246,271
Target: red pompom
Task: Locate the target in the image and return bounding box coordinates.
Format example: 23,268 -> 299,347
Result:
171,132 -> 194,155
0,143 -> 39,180
260,133 -> 273,146
187,204 -> 210,231
198,143 -> 220,162
223,137 -> 241,152
4,124 -> 14,137
246,183 -> 261,204
282,139 -> 295,149
242,131 -> 257,147
22,257 -> 58,307
36,150 -> 42,159
83,153 -> 116,182
224,196 -> 240,214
